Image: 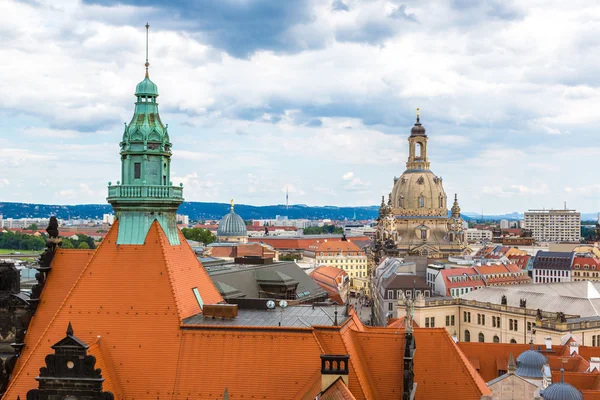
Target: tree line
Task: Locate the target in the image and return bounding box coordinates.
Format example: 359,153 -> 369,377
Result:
0,231 -> 96,251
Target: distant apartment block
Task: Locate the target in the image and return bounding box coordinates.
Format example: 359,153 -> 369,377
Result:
465,228 -> 493,243
524,209 -> 581,243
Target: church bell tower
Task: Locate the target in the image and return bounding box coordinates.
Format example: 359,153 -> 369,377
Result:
406,108 -> 430,171
106,24 -> 183,245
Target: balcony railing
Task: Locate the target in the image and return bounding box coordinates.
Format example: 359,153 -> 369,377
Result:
107,184 -> 183,199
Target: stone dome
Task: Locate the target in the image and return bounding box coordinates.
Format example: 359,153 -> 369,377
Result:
516,350 -> 547,378
135,76 -> 159,97
410,117 -> 426,137
540,382 -> 583,400
217,208 -> 247,237
391,170 -> 447,215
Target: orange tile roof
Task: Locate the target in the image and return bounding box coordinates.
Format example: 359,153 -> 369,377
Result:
87,339 -> 123,398
6,221 -> 223,399
310,266 -> 348,304
320,377 -> 356,400
314,240 -> 363,254
458,342 -> 533,381
6,221 -> 492,400
414,329 -> 491,399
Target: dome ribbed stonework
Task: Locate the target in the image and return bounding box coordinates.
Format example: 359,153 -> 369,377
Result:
373,111 -> 469,258
391,171 -> 447,217
217,209 -> 247,238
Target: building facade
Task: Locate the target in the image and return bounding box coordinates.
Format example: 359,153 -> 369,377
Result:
397,282 -> 600,346
524,209 -> 581,243
372,258 -> 431,326
373,111 -> 469,260
466,228 -> 493,243
531,251 -> 574,283
307,239 -> 369,295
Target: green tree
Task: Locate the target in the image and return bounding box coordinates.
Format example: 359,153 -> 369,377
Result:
61,239 -> 74,249
78,242 -> 90,249
181,228 -> 216,245
26,223 -> 39,230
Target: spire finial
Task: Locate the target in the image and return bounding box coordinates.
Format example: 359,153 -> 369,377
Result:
230,198 -> 234,212
560,367 -> 565,383
67,321 -> 74,336
416,107 -> 420,123
145,23 -> 150,78
454,193 -> 458,202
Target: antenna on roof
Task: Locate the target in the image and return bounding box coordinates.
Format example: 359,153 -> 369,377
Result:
144,23 -> 150,78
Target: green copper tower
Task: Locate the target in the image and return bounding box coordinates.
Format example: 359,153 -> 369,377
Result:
107,24 -> 183,245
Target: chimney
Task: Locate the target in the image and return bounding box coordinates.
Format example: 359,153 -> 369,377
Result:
570,342 -> 579,356
545,337 -> 552,351
590,357 -> 600,373
320,354 -> 349,391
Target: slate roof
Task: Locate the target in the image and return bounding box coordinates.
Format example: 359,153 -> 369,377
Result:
533,251 -> 575,271
461,281 -> 600,317
206,260 -> 327,301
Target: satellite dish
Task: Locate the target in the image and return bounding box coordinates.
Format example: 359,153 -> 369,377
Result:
266,300 -> 276,309
279,300 -> 288,308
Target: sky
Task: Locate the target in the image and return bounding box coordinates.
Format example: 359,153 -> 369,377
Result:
1,0 -> 600,214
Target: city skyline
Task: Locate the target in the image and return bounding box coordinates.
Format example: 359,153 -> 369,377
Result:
2,1 -> 600,213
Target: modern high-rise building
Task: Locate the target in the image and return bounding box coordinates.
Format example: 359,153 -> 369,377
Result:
524,209 -> 581,243
500,219 -> 509,229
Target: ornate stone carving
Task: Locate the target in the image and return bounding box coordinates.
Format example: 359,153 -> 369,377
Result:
26,323 -> 114,400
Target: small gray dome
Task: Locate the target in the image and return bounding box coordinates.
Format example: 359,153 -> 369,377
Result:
516,350 -> 547,378
540,382 -> 583,400
217,208 -> 247,237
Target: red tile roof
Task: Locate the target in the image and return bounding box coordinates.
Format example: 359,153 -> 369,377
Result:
310,266 -> 348,304
320,377 -> 356,400
5,222 -> 491,400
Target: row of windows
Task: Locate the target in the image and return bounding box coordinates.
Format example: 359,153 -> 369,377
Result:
451,287 -> 474,297
321,259 -> 367,265
574,264 -> 597,270
509,319 -> 519,331
574,272 -> 599,278
477,313 -> 485,325
464,330 -> 503,343
446,315 -> 455,326
386,289 -> 431,300
319,252 -> 364,257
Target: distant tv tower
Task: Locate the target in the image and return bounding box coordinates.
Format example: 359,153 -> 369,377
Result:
286,186 -> 289,210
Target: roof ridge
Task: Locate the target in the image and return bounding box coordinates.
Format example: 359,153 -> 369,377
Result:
90,337 -> 124,397
446,330 -> 492,396
6,223 -> 119,393
340,319 -> 374,399
154,220 -> 186,321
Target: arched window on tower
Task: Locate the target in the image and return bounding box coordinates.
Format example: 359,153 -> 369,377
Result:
416,142 -> 422,158
399,195 -> 404,208
439,195 -> 443,208
421,229 -> 427,240
419,196 -> 425,208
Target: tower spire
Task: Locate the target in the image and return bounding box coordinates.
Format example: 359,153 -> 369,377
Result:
230,198 -> 235,212
145,23 -> 150,78
416,107 -> 420,123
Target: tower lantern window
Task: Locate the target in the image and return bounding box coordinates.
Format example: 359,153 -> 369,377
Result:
134,163 -> 141,179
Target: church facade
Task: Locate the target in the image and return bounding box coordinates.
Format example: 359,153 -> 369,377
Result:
374,111 -> 469,259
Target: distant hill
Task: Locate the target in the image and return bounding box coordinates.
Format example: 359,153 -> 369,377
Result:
0,201 -> 478,221
0,202 -> 379,221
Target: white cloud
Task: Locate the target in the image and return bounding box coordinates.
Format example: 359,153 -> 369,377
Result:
2,0 -> 600,212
